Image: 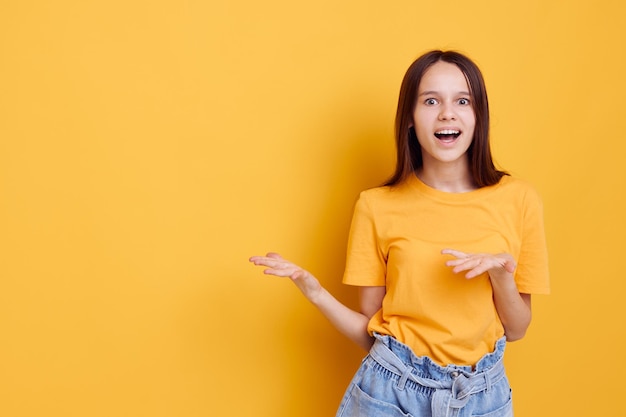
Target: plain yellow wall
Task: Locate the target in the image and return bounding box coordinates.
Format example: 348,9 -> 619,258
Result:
1,1 -> 625,416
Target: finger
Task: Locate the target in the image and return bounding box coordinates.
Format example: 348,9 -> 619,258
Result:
249,256 -> 271,265
263,266 -> 300,277
249,252 -> 284,263
446,254 -> 484,269
291,270 -> 309,281
464,263 -> 492,278
250,257 -> 290,269
441,248 -> 469,259
249,255 -> 267,263
451,258 -> 484,274
445,258 -> 471,267
503,259 -> 516,273
465,257 -> 513,279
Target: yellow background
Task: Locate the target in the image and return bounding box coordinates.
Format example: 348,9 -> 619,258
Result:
1,1 -> 624,416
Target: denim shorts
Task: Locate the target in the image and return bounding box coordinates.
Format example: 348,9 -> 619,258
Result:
336,334 -> 512,417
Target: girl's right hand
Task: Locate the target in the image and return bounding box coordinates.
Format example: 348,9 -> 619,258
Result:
249,253 -> 323,302
250,252 -> 375,351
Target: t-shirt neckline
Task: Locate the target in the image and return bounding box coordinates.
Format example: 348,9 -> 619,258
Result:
407,173 -> 507,203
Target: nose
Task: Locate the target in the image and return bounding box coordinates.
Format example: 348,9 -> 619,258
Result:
438,102 -> 456,120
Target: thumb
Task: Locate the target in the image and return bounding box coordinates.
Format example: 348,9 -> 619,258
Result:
504,259 -> 516,273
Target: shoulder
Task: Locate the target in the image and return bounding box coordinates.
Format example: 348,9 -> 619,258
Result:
497,175 -> 542,199
494,176 -> 545,213
358,185 -> 392,200
357,182 -> 414,207
350,184 -> 414,220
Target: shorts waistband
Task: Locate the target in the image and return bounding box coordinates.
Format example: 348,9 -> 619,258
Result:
374,333 -> 506,375
369,335 -> 506,409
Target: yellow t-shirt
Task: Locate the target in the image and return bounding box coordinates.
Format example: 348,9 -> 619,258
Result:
342,174 -> 550,366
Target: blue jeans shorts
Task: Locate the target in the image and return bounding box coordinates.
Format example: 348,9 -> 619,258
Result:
336,334 -> 512,417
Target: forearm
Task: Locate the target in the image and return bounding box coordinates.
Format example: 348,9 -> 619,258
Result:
249,253 -> 374,351
310,287 -> 374,351
490,275 -> 531,341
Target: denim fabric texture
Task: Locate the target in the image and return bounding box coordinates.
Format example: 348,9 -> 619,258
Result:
336,334 -> 512,417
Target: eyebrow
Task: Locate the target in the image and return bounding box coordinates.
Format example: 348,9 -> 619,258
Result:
418,90 -> 471,96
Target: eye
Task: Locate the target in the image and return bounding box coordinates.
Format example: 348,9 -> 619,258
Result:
424,98 -> 438,105
458,98 -> 470,105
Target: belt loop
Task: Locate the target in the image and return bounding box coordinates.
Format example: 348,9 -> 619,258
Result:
484,369 -> 492,393
397,365 -> 413,391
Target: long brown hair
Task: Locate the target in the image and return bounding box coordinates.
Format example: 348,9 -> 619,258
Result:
384,50 -> 507,187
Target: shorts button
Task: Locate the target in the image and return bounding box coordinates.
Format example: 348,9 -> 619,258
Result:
450,371 -> 459,378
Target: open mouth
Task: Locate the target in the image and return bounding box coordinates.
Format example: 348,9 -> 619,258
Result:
434,129 -> 461,140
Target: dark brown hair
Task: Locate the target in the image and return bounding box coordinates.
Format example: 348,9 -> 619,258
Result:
384,50 -> 507,187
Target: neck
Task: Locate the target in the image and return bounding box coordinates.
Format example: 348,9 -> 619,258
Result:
417,160 -> 476,193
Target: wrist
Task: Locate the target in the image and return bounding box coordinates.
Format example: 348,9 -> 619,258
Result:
489,271 -> 517,290
308,286 -> 327,306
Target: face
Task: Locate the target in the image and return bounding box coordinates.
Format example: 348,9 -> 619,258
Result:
412,61 -> 476,170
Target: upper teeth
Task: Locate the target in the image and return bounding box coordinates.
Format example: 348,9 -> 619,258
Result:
436,130 -> 459,135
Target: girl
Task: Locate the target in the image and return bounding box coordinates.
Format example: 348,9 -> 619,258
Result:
250,50 -> 549,417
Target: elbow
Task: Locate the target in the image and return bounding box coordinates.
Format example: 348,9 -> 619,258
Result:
503,319 -> 531,342
504,329 -> 527,342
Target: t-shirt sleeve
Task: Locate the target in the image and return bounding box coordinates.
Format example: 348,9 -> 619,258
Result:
342,192 -> 387,286
515,186 -> 551,294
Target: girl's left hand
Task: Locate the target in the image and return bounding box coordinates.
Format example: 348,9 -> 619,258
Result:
441,248 -> 516,280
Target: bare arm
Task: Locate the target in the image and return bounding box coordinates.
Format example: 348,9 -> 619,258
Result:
442,249 -> 532,341
249,253 -> 384,351
358,286 -> 386,349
